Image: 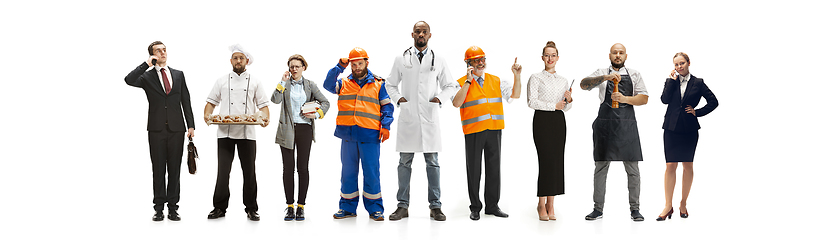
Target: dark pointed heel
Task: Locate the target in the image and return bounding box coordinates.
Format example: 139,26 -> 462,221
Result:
656,208 -> 674,221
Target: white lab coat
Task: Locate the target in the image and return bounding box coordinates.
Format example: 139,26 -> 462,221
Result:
386,47 -> 459,153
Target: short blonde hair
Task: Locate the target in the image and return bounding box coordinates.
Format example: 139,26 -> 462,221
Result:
287,54 -> 308,70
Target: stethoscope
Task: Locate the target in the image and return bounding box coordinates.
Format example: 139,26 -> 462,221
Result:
402,47 -> 435,71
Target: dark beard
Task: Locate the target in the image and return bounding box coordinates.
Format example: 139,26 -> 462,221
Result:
415,39 -> 427,48
352,68 -> 367,80
611,61 -> 624,69
233,65 -> 246,74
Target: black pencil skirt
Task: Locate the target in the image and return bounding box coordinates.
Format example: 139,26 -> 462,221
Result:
663,130 -> 699,162
533,110 -> 566,196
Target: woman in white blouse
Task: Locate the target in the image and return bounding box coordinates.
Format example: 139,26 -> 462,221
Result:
527,41 -> 573,221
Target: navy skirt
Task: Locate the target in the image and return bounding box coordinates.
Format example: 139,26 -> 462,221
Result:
663,130 -> 698,162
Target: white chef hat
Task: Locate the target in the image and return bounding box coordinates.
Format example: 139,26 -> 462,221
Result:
229,44 -> 254,65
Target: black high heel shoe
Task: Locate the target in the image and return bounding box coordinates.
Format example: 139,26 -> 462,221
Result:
680,210 -> 688,218
656,208 -> 673,221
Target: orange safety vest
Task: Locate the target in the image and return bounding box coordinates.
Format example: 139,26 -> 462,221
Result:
456,73 -> 505,135
336,77 -> 385,130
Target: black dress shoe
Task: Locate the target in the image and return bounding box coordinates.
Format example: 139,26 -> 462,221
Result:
389,207 -> 408,221
469,211 -> 480,220
295,206 -> 305,221
247,210 -> 260,221
167,210 -> 181,221
207,209 -> 226,219
485,209 -> 509,218
153,211 -> 164,221
430,208 -> 446,221
284,207 -> 295,221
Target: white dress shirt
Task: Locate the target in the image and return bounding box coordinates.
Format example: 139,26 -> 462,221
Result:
151,65 -> 173,92
527,70 -> 572,112
206,71 -> 271,140
678,73 -> 691,99
585,66 -> 648,104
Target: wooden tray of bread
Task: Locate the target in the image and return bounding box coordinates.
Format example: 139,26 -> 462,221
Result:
208,114 -> 264,125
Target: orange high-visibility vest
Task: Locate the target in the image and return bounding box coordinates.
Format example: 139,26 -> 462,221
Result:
336,77 -> 386,130
456,73 -> 505,135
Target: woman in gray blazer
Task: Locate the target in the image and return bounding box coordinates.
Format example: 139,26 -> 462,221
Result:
271,54 -> 331,221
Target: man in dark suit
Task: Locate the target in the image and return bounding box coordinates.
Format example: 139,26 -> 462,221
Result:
124,41 -> 196,221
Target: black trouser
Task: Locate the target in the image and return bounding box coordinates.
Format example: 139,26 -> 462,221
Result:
280,124 -> 313,205
213,138 -> 258,212
148,129 -> 185,212
464,129 -> 502,213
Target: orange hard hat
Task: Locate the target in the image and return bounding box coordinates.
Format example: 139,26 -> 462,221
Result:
349,47 -> 369,61
464,46 -> 485,61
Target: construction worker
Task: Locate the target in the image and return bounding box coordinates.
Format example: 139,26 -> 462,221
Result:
324,47 -> 394,221
452,46 -> 521,220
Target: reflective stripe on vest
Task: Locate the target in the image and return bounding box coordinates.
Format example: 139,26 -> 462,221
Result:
461,113 -> 505,125
336,77 -> 384,130
456,73 -> 505,135
460,97 -> 504,109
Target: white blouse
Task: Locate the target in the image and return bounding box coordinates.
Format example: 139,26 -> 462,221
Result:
527,70 -> 572,112
678,73 -> 691,99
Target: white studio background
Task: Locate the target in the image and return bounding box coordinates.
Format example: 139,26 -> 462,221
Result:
1,0 -> 836,239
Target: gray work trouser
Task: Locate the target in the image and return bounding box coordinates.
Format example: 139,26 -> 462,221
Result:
396,152 -> 442,209
593,161 -> 640,212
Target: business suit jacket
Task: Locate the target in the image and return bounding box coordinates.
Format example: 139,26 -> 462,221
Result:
271,77 -> 331,149
660,75 -> 718,132
125,62 -> 196,131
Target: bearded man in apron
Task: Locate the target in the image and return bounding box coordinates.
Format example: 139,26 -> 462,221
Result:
579,43 -> 649,222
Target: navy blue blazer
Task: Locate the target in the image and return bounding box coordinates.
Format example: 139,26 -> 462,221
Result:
125,62 -> 196,132
660,75 -> 718,132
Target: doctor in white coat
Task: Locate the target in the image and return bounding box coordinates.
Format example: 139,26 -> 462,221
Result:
385,21 -> 459,221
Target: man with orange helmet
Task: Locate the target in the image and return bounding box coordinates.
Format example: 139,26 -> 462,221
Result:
451,46 -> 522,220
324,47 -> 394,221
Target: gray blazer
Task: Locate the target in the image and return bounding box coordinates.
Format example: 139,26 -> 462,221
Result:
271,77 -> 331,149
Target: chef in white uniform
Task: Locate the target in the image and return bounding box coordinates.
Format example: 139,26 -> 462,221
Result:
384,21 -> 459,221
203,44 -> 271,221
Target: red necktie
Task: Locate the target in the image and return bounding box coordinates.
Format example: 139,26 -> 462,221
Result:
161,68 -> 171,95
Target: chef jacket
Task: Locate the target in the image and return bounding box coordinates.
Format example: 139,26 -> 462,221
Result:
206,71 -> 271,140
